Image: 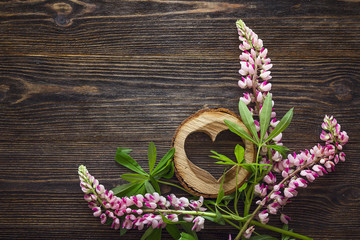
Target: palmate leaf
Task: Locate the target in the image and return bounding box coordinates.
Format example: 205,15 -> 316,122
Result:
260,94 -> 272,142
144,180 -> 156,194
115,149 -> 147,175
238,100 -> 260,143
210,150 -> 236,165
149,175 -> 161,193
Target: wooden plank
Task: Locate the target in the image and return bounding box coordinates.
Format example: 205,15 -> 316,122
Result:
0,0 -> 359,239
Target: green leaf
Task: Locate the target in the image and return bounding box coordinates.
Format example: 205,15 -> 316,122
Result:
265,108 -> 294,143
179,232 -> 197,240
120,182 -> 146,197
120,173 -> 147,182
249,235 -> 278,240
148,142 -> 157,174
238,100 -> 260,143
166,224 -> 181,239
144,180 -> 156,194
238,182 -> 248,193
204,200 -> 217,206
234,144 -> 245,164
155,160 -> 174,179
149,228 -> 162,240
210,151 -> 236,165
180,223 -> 198,240
281,224 -> 296,240
115,149 -> 147,175
224,120 -> 258,145
141,227 -> 154,240
149,175 -> 161,193
222,192 -> 235,202
117,147 -> 132,154
214,208 -> 225,225
119,227 -> 127,236
265,145 -> 290,158
111,182 -> 138,196
152,148 -> 175,175
260,94 -> 272,142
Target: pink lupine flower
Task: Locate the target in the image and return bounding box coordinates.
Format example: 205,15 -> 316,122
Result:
270,118 -> 279,127
263,172 -> 276,185
93,207 -> 102,217
259,81 -> 272,92
111,217 -> 120,230
284,188 -> 298,198
243,225 -> 255,239
300,170 -> 318,182
254,120 -> 260,132
312,165 -> 327,176
339,131 -> 349,145
192,216 -> 205,232
254,184 -> 267,198
339,152 -> 346,161
272,132 -> 282,142
100,213 -> 107,224
183,214 -> 194,222
280,214 -> 291,224
262,63 -> 273,71
320,130 -> 330,141
240,93 -> 252,105
256,91 -> 263,103
78,165 -> 207,234
258,210 -> 269,224
267,202 -> 280,214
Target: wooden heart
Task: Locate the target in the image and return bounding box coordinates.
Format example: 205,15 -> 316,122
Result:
172,108 -> 255,198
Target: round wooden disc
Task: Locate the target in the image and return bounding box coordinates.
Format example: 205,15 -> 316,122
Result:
172,108 -> 255,198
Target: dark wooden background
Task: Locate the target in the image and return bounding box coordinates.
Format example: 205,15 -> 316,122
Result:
1,0 -> 359,239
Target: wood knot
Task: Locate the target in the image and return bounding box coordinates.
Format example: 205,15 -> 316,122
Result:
46,1 -> 96,27
330,79 -> 353,102
48,2 -> 73,27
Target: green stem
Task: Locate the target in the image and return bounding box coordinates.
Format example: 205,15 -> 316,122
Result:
250,221 -> 313,240
234,165 -> 239,215
142,209 -> 245,221
244,146 -> 262,217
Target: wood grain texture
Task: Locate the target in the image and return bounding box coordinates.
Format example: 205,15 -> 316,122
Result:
0,0 -> 359,239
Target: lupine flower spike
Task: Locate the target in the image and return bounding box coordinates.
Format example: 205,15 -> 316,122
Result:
78,165 -> 207,233
236,20 -> 349,237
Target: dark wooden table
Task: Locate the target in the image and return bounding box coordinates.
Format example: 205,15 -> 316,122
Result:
1,1 -> 359,239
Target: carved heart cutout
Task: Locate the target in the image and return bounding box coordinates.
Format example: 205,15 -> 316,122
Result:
185,130 -> 244,180
172,108 -> 255,198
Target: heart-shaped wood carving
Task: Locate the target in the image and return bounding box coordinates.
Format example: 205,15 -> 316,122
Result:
172,108 -> 255,198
